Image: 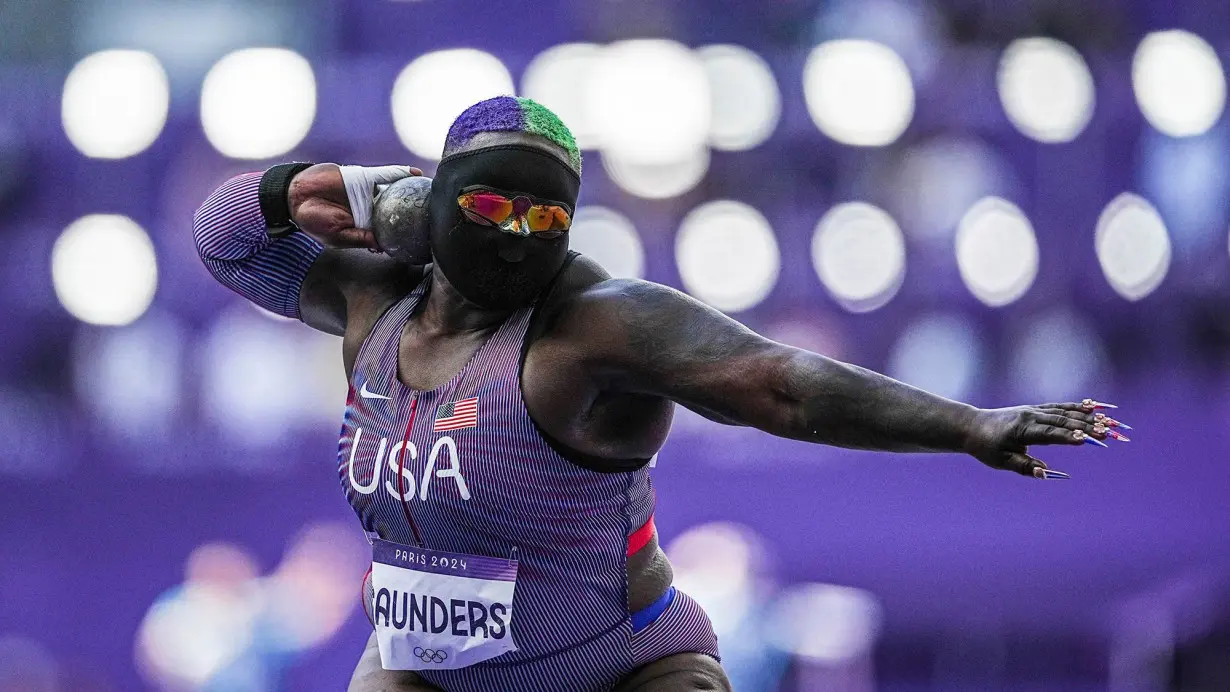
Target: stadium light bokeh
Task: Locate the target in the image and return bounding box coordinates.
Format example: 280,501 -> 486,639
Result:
676,200 -> 779,312
887,313 -> 983,401
1095,193 -> 1172,301
51,214 -> 158,327
698,44 -> 781,151
804,40 -> 914,147
891,137 -> 1014,241
391,49 -> 515,160
1133,30 -> 1227,138
569,207 -> 646,280
73,312 -> 184,443
201,48 -> 316,160
62,50 -> 169,159
812,202 -> 906,312
997,38 -> 1095,144
586,40 -> 711,166
521,43 -> 604,150
955,197 -> 1039,307
603,146 -> 710,199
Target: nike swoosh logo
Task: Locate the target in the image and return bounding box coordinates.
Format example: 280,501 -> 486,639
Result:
358,382 -> 392,400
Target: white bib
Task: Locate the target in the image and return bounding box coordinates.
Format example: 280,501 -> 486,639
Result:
370,539 -> 518,671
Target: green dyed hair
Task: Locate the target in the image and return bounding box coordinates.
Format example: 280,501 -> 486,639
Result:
443,96 -> 582,172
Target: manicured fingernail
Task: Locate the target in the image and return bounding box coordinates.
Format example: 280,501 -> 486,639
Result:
1034,468 -> 1071,479
1084,436 -> 1109,448
1095,414 -> 1133,430
1104,429 -> 1130,442
1082,398 -> 1117,410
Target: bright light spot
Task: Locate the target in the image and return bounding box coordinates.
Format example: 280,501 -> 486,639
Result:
676,201 -> 779,312
697,44 -> 780,151
62,50 -> 169,158
817,0 -> 946,81
52,215 -> 157,326
201,306 -> 344,448
804,40 -> 914,146
392,49 -> 515,160
586,40 -> 710,165
998,38 -> 1095,143
73,311 -> 183,446
1095,193 -> 1171,300
767,583 -> 883,663
522,43 -> 603,149
955,197 -> 1039,306
891,136 -> 1012,240
1133,30 -> 1226,137
1010,309 -> 1104,401
667,522 -> 766,635
137,542 -> 259,686
812,202 -> 906,312
201,48 -> 316,159
603,146 -> 710,199
1140,128 -> 1230,250
887,313 -> 982,401
569,207 -> 645,279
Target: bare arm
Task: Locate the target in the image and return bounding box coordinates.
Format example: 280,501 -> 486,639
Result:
568,279 -> 1113,477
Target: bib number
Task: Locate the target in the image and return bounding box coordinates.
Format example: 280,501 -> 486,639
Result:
370,539 -> 518,670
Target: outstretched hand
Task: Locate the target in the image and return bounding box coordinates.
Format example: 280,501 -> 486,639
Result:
288,163 -> 422,250
963,399 -> 1130,479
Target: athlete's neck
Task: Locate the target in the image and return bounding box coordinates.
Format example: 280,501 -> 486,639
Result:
420,265 -> 515,334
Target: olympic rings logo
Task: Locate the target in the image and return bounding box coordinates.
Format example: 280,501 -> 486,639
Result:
413,647 -> 448,664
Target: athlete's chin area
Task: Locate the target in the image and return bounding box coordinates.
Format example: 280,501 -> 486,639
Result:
463,267 -> 552,310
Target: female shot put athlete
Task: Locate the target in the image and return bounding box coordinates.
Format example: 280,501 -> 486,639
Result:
194,97 -> 1125,691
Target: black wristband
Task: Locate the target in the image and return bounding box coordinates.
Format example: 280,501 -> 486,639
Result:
259,162 -> 314,238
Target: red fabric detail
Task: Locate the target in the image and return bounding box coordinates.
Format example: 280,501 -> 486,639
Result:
397,397 -> 423,546
627,514 -> 655,557
361,566 -> 373,627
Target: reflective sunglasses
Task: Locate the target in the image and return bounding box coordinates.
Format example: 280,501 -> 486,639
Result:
457,186 -> 573,239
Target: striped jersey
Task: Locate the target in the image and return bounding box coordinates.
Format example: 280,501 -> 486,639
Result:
339,277 -> 661,689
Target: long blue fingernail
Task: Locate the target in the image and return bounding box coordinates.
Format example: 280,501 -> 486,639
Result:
1105,429 -> 1131,442
1084,437 -> 1109,448
1042,469 -> 1071,479
1097,414 -> 1133,430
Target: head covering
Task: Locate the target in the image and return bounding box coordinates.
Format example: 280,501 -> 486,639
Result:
443,96 -> 582,173
427,97 -> 581,310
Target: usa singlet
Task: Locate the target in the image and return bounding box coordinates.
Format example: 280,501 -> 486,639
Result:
339,275 -> 719,691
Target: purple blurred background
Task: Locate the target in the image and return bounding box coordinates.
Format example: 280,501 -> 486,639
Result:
2,0 -> 1229,690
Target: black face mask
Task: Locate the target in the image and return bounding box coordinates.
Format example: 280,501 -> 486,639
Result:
428,145 -> 580,310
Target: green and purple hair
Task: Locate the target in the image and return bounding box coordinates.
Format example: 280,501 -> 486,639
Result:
443,96 -> 582,173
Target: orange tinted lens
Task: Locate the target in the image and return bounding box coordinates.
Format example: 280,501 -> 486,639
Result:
526,205 -> 572,232
460,192 -> 513,223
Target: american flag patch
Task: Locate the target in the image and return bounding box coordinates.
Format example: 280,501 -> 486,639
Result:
433,397 -> 478,432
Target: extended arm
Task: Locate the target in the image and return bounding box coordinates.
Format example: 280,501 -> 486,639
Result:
572,279 -> 1114,477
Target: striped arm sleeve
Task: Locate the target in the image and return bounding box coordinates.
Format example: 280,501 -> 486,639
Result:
192,172 -> 324,320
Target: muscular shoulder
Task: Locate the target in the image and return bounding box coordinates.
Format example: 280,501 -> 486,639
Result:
302,250 -> 425,374
540,273 -> 728,359
540,272 -> 771,388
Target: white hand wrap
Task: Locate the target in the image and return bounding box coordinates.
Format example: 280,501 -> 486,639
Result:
339,165 -> 413,229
